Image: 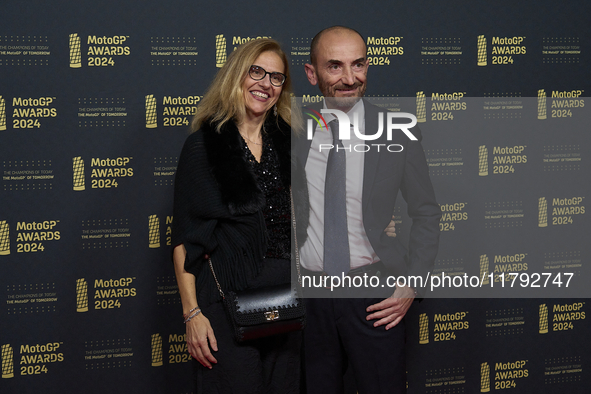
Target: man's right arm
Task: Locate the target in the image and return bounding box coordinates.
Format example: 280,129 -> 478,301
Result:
400,127 -> 442,286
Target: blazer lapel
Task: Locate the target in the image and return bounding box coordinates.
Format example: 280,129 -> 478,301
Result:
362,101 -> 381,211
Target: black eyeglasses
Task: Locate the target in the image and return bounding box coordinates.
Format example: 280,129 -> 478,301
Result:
249,65 -> 286,87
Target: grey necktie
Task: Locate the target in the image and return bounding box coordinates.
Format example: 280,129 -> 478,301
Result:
323,120 -> 350,276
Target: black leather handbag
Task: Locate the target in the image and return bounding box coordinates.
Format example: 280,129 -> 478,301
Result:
208,191 -> 305,342
220,281 -> 305,342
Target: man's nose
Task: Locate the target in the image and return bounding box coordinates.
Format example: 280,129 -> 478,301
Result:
341,67 -> 355,86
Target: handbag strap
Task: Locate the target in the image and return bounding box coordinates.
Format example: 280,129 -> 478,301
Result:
208,187 -> 302,298
290,188 -> 303,286
208,257 -> 225,299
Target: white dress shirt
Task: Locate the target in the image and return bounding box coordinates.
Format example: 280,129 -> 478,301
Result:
300,99 -> 379,272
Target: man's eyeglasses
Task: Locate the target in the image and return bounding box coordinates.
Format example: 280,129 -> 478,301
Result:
249,65 -> 286,87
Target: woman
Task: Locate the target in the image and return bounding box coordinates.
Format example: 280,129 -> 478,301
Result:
171,39 -> 306,393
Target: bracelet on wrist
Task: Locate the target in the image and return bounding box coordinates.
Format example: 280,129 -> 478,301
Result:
183,308 -> 201,323
183,306 -> 199,319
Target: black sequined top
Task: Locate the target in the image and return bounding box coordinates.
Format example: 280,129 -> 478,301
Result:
241,134 -> 291,260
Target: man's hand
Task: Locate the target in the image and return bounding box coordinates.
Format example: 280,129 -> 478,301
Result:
365,285 -> 415,330
384,215 -> 396,237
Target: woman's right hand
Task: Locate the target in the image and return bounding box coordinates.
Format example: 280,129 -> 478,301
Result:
186,312 -> 218,368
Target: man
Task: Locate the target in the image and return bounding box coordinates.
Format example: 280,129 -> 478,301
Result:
295,26 -> 441,393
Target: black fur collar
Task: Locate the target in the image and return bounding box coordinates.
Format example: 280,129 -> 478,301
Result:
202,117 -> 291,215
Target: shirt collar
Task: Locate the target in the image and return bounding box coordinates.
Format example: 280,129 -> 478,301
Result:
321,99 -> 365,132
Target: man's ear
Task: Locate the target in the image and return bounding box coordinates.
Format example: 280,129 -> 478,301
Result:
304,63 -> 318,86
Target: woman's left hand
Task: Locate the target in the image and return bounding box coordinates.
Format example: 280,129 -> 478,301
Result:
186,313 -> 218,369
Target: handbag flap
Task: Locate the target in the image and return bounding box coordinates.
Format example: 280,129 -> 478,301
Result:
226,284 -> 304,326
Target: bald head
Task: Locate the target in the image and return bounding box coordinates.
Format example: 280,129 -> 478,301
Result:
310,26 -> 366,66
304,26 -> 369,108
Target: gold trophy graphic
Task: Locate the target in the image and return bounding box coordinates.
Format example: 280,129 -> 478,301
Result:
1,344 -> 14,379
69,33 -> 82,68
151,334 -> 163,367
145,95 -> 157,128
73,157 -> 85,191
538,197 -> 548,228
215,34 -> 227,68
148,215 -> 160,248
477,35 -> 487,66
76,278 -> 89,312
479,255 -> 490,285
416,92 -> 426,123
480,362 -> 490,392
539,304 -> 548,334
537,89 -> 547,120
418,313 -> 429,344
0,96 -> 6,131
0,221 -> 10,255
478,145 -> 488,177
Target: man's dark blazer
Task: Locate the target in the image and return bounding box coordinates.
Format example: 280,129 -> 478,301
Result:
294,100 -> 441,290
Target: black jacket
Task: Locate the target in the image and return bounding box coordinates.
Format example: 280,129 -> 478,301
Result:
172,117 -> 308,305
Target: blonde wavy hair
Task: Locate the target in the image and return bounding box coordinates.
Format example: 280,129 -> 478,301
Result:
191,38 -> 294,132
